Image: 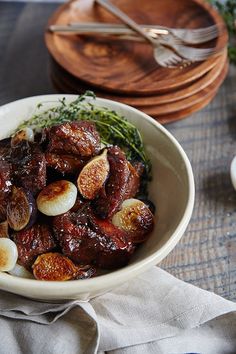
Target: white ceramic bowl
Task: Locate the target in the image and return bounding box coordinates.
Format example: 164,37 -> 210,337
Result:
0,95 -> 194,301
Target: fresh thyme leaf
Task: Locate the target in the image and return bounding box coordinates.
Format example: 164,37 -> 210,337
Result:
18,92 -> 152,195
208,0 -> 236,65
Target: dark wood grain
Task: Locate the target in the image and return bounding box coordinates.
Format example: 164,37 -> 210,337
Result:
45,0 -> 228,95
50,49 -> 227,107
52,60 -> 228,123
156,61 -> 229,124
139,59 -> 228,116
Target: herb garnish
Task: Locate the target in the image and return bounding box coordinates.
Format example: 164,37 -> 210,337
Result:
18,92 -> 151,194
209,0 -> 236,65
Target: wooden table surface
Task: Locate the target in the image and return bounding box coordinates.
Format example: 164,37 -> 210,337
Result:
0,1 -> 235,302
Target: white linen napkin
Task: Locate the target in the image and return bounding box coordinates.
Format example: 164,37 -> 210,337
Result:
0,267 -> 235,354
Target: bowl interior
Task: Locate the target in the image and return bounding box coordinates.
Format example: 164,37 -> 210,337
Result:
0,95 -> 194,300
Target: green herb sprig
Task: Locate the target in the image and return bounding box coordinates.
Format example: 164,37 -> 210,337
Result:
18,92 -> 151,192
209,0 -> 236,65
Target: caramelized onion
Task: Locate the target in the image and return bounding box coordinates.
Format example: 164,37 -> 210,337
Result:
0,238 -> 18,271
37,180 -> 77,216
112,198 -> 154,243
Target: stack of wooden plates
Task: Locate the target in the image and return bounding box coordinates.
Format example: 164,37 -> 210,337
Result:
45,0 -> 228,124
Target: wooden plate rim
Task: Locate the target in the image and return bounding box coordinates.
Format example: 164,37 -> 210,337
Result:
45,0 -> 228,95
50,49 -> 227,106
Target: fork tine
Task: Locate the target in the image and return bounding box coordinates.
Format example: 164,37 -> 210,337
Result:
189,29 -> 219,40
162,53 -> 183,68
189,25 -> 218,33
196,32 -> 219,41
167,55 -> 183,66
189,24 -> 220,35
175,42 -> 224,61
170,24 -> 221,44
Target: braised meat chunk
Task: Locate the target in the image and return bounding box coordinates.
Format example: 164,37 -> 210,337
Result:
93,146 -> 130,219
53,208 -> 134,269
45,152 -> 85,175
48,121 -> 100,158
123,161 -> 144,200
11,141 -> 46,195
0,160 -> 12,221
89,214 -> 135,269
53,209 -> 98,265
13,224 -> 56,269
0,138 -> 11,161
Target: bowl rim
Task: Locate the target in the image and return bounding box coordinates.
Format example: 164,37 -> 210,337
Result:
0,94 -> 195,293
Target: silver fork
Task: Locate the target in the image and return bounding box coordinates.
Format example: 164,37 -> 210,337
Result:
153,33 -> 224,61
67,22 -> 220,45
161,41 -> 222,61
94,0 -> 190,68
96,32 -> 220,62
49,22 -> 222,63
114,32 -> 223,61
49,24 -> 189,68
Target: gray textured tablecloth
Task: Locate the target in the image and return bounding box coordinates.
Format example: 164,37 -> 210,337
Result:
0,267 -> 236,354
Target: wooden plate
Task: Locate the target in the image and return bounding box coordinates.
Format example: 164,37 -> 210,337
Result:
152,61 -> 229,124
50,49 -> 227,107
136,58 -> 228,115
45,0 -> 228,96
52,60 -> 228,124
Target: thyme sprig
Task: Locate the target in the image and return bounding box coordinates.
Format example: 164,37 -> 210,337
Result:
209,0 -> 236,65
18,92 -> 151,190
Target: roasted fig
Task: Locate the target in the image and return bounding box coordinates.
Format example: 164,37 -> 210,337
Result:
7,186 -> 37,231
112,198 -> 154,243
77,149 -> 109,200
0,238 -> 18,271
32,252 -> 80,281
37,180 -> 77,216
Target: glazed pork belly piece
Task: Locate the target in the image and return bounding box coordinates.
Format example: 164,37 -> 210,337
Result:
0,159 -> 12,221
124,161 -> 144,200
47,121 -> 101,158
53,206 -> 135,269
45,152 -> 85,175
13,224 -> 56,269
11,141 -> 46,196
93,146 -> 143,219
0,138 -> 12,220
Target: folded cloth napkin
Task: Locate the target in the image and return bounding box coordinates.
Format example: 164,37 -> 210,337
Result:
0,267 -> 236,354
